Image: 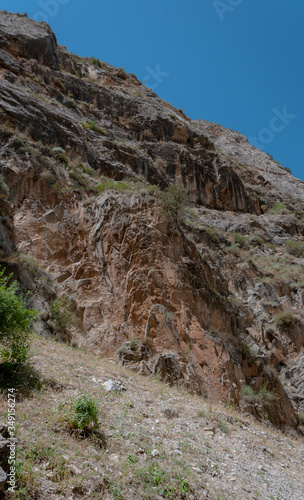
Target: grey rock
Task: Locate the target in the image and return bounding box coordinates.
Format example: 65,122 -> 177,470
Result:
153,353 -> 182,385
0,12 -> 59,68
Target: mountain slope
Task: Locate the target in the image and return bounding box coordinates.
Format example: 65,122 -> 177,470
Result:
1,336 -> 304,499
0,12 -> 304,431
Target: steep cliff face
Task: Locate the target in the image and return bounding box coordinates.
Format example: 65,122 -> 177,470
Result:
0,12 -> 304,429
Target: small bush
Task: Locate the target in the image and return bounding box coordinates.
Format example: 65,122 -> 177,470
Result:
54,78 -> 65,89
269,203 -> 289,215
83,121 -> 108,135
91,57 -> 102,68
284,239 -> 304,257
236,342 -> 256,362
76,162 -> 97,177
274,311 -> 298,330
61,394 -> 99,432
161,184 -> 188,222
241,385 -> 278,402
51,147 -> 69,166
49,297 -> 75,342
0,268 -> 37,363
233,232 -> 247,247
280,166 -> 292,174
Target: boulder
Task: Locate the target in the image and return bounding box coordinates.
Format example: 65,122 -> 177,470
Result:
0,12 -> 58,68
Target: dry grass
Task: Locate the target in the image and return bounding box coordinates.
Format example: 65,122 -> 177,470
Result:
1,337 -> 304,499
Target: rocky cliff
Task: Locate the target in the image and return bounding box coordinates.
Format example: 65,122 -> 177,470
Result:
0,12 -> 304,430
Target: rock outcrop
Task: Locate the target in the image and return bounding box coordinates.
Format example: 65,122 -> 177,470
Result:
0,11 -> 303,429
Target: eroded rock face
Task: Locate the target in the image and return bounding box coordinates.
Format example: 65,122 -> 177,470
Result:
0,11 -> 303,429
0,12 -> 58,68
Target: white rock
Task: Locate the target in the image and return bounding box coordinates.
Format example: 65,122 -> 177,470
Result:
102,379 -> 119,393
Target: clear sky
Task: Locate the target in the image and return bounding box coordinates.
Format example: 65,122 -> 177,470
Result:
3,1 -> 304,180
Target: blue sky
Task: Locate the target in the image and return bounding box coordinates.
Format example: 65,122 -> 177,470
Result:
3,1 -> 304,180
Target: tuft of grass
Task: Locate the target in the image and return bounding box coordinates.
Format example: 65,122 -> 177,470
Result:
280,165 -> 292,174
241,385 -> 278,402
133,462 -> 193,498
274,311 -> 299,330
90,57 -> 103,68
54,78 -> 65,89
284,239 -> 304,257
51,147 -> 69,166
83,121 -> 108,135
269,203 -> 289,215
233,232 -> 247,247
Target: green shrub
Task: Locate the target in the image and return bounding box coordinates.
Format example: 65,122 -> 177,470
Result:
76,162 -> 97,177
233,232 -> 247,247
274,311 -> 298,330
83,121 -> 108,135
91,57 -> 102,68
61,394 -> 99,432
161,184 -> 188,222
284,240 -> 304,257
269,203 -> 289,215
49,297 -> 75,342
241,385 -> 278,402
280,166 -> 292,174
0,268 -> 37,363
51,147 -> 69,166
